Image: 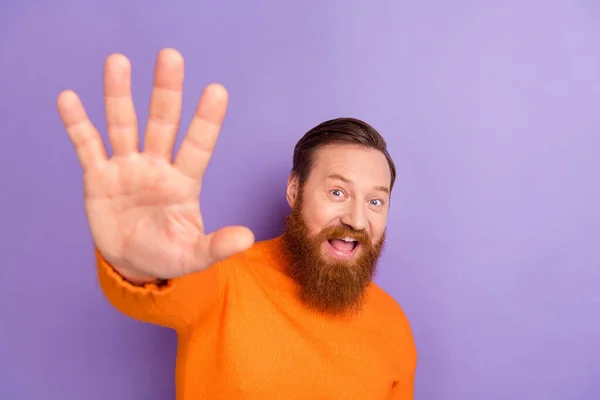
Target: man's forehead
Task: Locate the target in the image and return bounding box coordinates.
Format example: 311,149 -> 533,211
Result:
325,171 -> 390,194
311,145 -> 391,185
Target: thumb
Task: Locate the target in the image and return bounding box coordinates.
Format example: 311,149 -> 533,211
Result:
195,225 -> 255,268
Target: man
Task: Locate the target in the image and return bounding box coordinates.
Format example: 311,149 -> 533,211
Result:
57,48 -> 417,399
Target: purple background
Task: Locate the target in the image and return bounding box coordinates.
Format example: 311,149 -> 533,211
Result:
1,1 -> 599,399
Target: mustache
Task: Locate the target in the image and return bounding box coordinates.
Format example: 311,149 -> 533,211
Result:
319,225 -> 370,244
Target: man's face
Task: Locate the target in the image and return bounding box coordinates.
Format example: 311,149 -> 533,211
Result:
281,144 -> 391,315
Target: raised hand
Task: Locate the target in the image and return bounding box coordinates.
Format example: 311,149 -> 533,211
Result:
57,48 -> 255,283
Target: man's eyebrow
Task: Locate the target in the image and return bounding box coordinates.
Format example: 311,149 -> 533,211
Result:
326,173 -> 390,194
327,173 -> 351,183
373,185 -> 390,194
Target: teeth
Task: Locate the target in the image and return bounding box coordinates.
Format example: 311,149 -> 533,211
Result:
342,237 -> 356,242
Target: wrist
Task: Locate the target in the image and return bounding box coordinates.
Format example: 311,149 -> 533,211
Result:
115,267 -> 160,286
95,248 -> 161,286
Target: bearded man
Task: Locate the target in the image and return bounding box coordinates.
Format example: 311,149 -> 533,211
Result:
57,48 -> 417,400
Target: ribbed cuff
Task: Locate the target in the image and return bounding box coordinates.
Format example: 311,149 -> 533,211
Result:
95,248 -> 174,296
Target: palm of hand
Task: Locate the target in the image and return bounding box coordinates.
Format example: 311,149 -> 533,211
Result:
57,49 -> 254,281
84,154 -> 205,279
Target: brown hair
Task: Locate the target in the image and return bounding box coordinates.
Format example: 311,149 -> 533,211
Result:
291,117 -> 396,190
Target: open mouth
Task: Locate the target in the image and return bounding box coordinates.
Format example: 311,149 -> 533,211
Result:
326,237 -> 360,259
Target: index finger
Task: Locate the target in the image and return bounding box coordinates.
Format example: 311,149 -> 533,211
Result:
57,90 -> 108,171
173,83 -> 228,182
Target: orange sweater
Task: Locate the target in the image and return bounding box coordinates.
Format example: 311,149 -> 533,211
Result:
97,236 -> 417,399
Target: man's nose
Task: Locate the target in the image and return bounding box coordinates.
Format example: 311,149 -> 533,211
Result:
340,201 -> 368,232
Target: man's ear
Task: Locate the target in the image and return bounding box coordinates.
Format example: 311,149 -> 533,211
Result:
286,175 -> 299,208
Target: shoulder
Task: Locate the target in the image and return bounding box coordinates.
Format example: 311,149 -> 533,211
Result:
366,284 -> 417,382
212,237 -> 275,264
212,237 -> 285,281
220,237 -> 283,266
368,283 -> 418,368
368,283 -> 410,320
367,283 -> 416,348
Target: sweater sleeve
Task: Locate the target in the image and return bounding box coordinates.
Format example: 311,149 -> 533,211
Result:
96,249 -> 223,332
389,369 -> 415,400
389,309 -> 418,399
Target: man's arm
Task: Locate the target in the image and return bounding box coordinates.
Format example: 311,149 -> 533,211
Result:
96,250 -> 225,332
389,307 -> 418,400
389,366 -> 416,400
57,49 -> 255,334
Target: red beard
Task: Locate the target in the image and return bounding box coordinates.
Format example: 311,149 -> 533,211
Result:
281,192 -> 386,316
